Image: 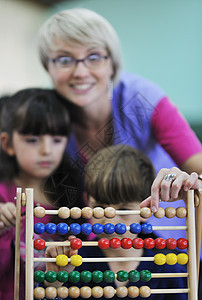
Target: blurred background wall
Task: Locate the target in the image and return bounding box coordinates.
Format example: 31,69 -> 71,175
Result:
0,0 -> 201,140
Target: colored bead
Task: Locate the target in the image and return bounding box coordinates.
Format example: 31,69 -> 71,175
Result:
70,207 -> 81,219
176,207 -> 187,218
128,286 -> 139,298
58,207 -> 70,219
57,271 -> 69,282
110,238 -> 121,249
166,253 -> 177,265
56,254 -> 68,267
45,286 -> 57,299
91,286 -> 103,298
177,238 -> 188,250
34,287 -> 45,299
34,222 -> 45,234
104,223 -> 115,234
128,270 -> 140,282
155,238 -> 166,249
121,238 -> 132,249
34,207 -> 45,218
93,207 -> 104,218
69,271 -> 81,283
92,270 -> 103,283
103,286 -> 115,298
103,270 -> 115,283
165,207 -> 176,218
92,223 -> 104,234
144,238 -> 155,249
34,271 -> 45,283
70,238 -> 82,250
81,207 -> 93,219
57,287 -> 69,298
69,223 -> 81,235
140,207 -> 152,219
45,271 -> 57,283
104,207 -> 116,218
117,270 -> 129,282
130,223 -> 141,234
115,223 -> 126,234
80,270 -> 92,283
132,238 -> 144,249
141,223 -> 153,234
80,286 -> 91,298
139,286 -> 151,298
98,238 -> 110,249
166,238 -> 177,250
81,223 -> 92,235
57,223 -> 68,235
116,286 -> 128,298
69,286 -> 80,298
45,223 -> 57,234
71,254 -> 83,266
140,270 -> 152,282
154,253 -> 166,265
34,239 -> 45,250
153,207 -> 165,218
177,253 -> 188,265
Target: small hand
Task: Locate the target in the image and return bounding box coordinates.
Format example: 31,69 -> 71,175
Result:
0,202 -> 16,234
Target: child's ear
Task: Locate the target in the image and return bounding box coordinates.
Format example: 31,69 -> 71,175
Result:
1,132 -> 15,156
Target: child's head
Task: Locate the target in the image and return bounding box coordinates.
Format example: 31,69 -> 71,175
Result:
0,88 -> 70,181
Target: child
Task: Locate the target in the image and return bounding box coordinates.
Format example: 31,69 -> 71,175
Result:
0,88 -> 78,299
45,145 -> 193,299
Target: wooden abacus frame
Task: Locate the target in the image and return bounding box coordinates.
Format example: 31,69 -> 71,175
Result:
14,188 -> 201,300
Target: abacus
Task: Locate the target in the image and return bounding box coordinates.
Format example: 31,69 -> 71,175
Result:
14,188 -> 201,299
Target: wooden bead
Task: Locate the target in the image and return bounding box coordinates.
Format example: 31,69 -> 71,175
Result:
139,286 -> 151,298
116,286 -> 128,298
93,207 -> 104,218
34,287 -> 45,299
45,287 -> 57,299
80,286 -> 92,298
103,286 -> 115,298
153,207 -> 165,218
140,207 -> 152,218
176,207 -> 187,218
128,286 -> 139,298
165,207 -> 176,218
104,207 -> 116,218
91,286 -> 104,298
58,207 -> 70,219
70,207 -> 82,219
34,206 -> 45,218
57,287 -> 68,298
69,286 -> 80,298
81,207 -> 93,219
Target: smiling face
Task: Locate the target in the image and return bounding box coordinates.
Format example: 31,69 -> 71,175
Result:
47,39 -> 113,108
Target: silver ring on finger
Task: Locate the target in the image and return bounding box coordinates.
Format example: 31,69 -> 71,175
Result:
164,173 -> 177,182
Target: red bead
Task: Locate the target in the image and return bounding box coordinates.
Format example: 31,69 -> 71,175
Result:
98,238 -> 110,249
70,238 -> 82,250
155,238 -> 166,249
177,238 -> 188,249
132,238 -> 144,249
144,238 -> 155,249
121,238 -> 132,249
109,238 -> 121,249
34,239 -> 45,250
166,238 -> 177,250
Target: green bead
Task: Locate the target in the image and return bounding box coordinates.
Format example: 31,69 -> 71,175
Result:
69,271 -> 80,283
140,270 -> 152,282
117,270 -> 129,282
45,271 -> 57,283
92,270 -> 103,283
128,270 -> 140,282
80,271 -> 92,283
34,271 -> 45,283
57,271 -> 69,282
103,270 -> 115,283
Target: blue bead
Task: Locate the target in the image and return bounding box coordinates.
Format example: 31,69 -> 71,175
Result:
57,223 -> 68,235
34,222 -> 45,234
81,223 -> 92,235
141,223 -> 153,234
104,223 -> 115,234
130,223 -> 141,234
92,223 -> 104,234
45,223 -> 57,234
69,223 -> 81,235
115,223 -> 126,234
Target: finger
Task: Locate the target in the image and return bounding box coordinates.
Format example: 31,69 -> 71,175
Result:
0,214 -> 15,227
140,196 -> 152,208
183,172 -> 199,191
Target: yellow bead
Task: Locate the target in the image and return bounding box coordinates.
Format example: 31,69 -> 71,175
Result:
154,253 -> 166,265
166,253 -> 177,265
177,253 -> 188,265
140,207 -> 152,219
56,254 -> 68,267
71,254 -> 83,266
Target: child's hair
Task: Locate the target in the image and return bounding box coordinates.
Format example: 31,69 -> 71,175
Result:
84,144 -> 155,205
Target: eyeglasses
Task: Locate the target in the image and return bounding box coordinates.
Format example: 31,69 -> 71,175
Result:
50,53 -> 109,70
